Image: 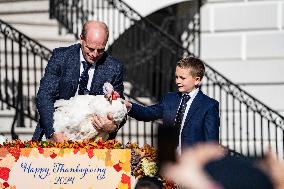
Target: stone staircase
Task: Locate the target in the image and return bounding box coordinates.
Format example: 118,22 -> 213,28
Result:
0,0 -> 75,140
0,0 -> 76,50
0,108 -> 38,141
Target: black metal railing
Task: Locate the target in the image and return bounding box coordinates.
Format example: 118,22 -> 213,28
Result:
0,19 -> 51,139
49,0 -> 284,159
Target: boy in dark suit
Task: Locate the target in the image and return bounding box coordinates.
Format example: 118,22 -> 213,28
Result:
126,57 -> 219,152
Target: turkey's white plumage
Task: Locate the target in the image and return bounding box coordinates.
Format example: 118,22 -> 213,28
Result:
53,95 -> 127,141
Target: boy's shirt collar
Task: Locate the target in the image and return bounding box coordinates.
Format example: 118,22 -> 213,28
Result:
182,88 -> 199,99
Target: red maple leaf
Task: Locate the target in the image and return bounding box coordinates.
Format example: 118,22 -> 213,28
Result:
0,167 -> 10,181
8,148 -> 21,160
86,149 -> 94,159
113,162 -> 122,172
38,147 -> 44,154
121,173 -> 130,188
50,152 -> 57,159
73,148 -> 79,154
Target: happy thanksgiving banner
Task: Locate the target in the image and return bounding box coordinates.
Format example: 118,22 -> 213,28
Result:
0,148 -> 131,189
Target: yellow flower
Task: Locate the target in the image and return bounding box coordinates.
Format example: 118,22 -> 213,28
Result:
141,158 -> 157,177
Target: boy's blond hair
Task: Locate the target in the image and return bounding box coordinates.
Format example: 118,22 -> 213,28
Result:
176,57 -> 205,79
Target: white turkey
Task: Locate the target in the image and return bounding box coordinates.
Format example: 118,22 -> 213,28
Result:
53,83 -> 127,141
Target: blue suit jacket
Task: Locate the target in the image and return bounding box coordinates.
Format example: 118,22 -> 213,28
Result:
32,44 -> 124,140
129,90 -> 219,148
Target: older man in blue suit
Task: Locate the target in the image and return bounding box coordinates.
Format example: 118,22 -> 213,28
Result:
33,21 -> 124,142
125,57 -> 219,153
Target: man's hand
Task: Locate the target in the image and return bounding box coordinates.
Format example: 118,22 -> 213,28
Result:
50,132 -> 69,142
92,113 -> 118,133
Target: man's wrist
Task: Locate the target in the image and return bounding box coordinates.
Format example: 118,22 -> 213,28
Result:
127,104 -> 132,113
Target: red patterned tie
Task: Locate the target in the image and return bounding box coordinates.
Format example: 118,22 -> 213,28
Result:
174,94 -> 191,128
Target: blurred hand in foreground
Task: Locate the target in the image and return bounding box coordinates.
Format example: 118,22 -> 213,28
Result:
161,143 -> 225,189
257,150 -> 284,189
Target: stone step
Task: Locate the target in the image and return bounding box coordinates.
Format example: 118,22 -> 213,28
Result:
0,108 -> 37,141
0,127 -> 36,142
0,109 -> 15,127
7,23 -> 75,41
0,0 -> 40,2
0,25 -> 75,50
0,22 -> 74,40
0,0 -> 77,50
0,0 -> 48,14
1,12 -> 57,25
41,40 -> 77,50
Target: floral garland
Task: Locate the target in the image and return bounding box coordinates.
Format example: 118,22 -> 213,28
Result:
0,139 -> 176,189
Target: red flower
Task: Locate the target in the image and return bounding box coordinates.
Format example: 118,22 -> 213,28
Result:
38,147 -> 44,154
86,149 -> 94,159
113,162 -> 122,172
50,152 -> 57,159
97,139 -> 103,148
0,167 -> 10,181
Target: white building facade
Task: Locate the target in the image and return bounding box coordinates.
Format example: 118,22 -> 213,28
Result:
125,0 -> 284,116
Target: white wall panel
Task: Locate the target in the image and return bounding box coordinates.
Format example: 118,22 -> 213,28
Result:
214,3 -> 278,31
282,2 -> 284,29
241,85 -> 284,114
247,32 -> 284,58
201,4 -> 211,32
205,59 -> 284,83
201,34 -> 242,59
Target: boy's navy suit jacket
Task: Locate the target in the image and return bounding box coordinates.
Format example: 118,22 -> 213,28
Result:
129,90 -> 219,148
32,43 -> 124,140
